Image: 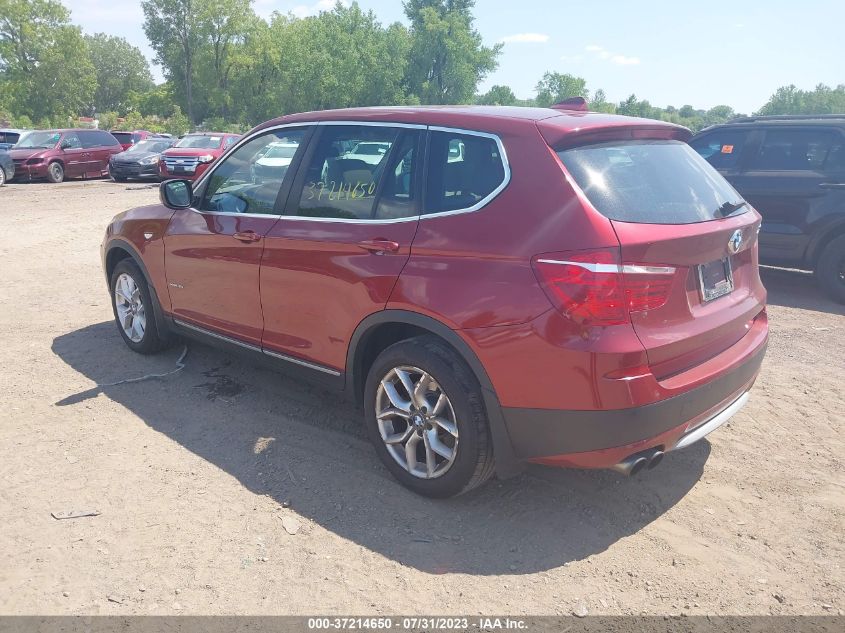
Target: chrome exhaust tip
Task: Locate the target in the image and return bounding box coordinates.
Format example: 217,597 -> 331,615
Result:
611,455 -> 649,477
612,447 -> 664,476
647,450 -> 664,470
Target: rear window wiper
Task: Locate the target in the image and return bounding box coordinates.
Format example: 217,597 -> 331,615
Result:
716,201 -> 747,217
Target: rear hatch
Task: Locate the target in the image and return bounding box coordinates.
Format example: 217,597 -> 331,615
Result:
555,136 -> 766,379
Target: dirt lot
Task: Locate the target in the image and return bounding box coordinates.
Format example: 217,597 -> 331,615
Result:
0,179 -> 842,616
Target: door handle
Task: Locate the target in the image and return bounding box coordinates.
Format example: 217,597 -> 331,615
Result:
819,182 -> 845,189
357,238 -> 400,254
233,230 -> 261,243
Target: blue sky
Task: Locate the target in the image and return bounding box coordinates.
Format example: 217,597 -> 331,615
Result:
68,0 -> 844,113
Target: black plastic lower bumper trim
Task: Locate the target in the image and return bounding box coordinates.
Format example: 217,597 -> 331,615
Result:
502,341 -> 766,459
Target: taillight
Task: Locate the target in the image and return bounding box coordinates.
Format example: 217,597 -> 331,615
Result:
531,249 -> 676,326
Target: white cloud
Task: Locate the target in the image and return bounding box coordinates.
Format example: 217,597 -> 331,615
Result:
584,44 -> 641,66
560,54 -> 583,62
499,33 -> 550,44
291,0 -> 346,18
611,55 -> 640,65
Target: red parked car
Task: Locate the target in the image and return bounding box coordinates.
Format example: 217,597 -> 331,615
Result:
110,130 -> 158,151
9,129 -> 122,183
101,105 -> 768,497
158,132 -> 241,181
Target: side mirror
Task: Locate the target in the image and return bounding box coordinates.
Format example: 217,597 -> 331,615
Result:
160,179 -> 193,209
60,139 -> 72,150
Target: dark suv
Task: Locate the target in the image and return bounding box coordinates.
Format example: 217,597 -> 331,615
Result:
690,115 -> 845,302
102,105 -> 768,497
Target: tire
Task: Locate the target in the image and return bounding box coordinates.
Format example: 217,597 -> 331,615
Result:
108,166 -> 126,182
46,162 -> 64,183
109,259 -> 169,354
816,234 -> 845,304
0,166 -> 6,186
363,335 -> 495,497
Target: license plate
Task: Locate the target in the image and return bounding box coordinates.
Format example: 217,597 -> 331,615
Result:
174,166 -> 194,173
698,258 -> 734,302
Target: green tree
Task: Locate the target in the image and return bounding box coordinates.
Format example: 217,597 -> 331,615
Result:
85,33 -> 154,114
476,84 -> 516,106
142,0 -> 205,123
196,0 -> 253,120
233,4 -> 412,123
589,88 -> 616,113
616,94 -> 661,119
0,0 -> 96,121
757,83 -> 845,115
534,72 -> 588,107
403,0 -> 501,104
127,82 -> 177,118
702,104 -> 736,127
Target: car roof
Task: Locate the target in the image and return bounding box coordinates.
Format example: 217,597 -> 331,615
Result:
696,115 -> 845,135
255,105 -> 689,140
32,128 -> 107,133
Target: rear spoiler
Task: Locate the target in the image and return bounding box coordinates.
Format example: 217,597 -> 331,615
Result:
539,119 -> 692,150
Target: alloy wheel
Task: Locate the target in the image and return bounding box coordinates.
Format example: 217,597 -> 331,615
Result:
375,365 -> 459,479
114,273 -> 146,343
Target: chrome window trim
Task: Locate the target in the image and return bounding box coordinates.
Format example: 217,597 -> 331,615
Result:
424,126 -> 511,219
174,318 -> 342,376
186,120 -> 511,224
318,120 -> 428,130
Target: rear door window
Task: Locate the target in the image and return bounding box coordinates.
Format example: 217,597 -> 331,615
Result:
689,129 -> 749,170
558,139 -> 746,224
293,125 -> 401,220
80,131 -> 107,148
374,130 -> 423,220
424,131 -> 506,214
747,128 -> 841,172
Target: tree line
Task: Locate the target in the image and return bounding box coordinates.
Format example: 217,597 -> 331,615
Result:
1,0 -> 843,136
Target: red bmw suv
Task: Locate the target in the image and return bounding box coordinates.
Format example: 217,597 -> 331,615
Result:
102,104 -> 768,497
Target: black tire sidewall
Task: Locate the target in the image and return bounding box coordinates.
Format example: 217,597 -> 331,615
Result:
817,234 -> 845,304
363,338 -> 487,498
110,259 -> 162,353
0,167 -> 6,186
48,162 -> 64,183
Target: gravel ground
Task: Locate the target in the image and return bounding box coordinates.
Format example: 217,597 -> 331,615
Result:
0,179 -> 842,616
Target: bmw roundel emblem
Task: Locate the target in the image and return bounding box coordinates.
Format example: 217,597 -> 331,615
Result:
728,229 -> 743,254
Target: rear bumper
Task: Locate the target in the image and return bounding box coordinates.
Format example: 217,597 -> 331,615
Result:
504,331 -> 767,468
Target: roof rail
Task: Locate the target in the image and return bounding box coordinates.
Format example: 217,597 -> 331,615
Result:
551,96 -> 589,112
730,113 -> 845,123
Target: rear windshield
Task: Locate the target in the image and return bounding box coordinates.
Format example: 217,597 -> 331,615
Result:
111,132 -> 133,144
558,140 -> 747,224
